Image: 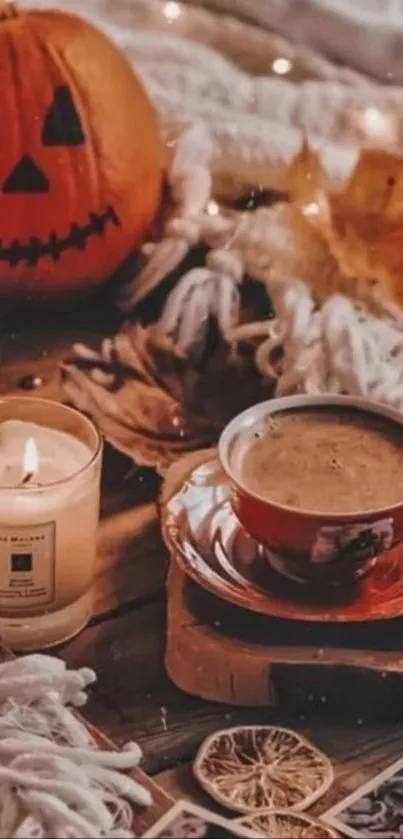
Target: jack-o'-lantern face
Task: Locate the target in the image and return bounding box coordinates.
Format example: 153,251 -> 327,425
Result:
0,5 -> 163,300
1,86 -> 120,268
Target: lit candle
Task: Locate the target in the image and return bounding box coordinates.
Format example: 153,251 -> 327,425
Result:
0,398 -> 102,651
21,437 -> 39,485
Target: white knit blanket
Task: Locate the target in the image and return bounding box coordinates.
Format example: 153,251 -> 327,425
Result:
197,0 -> 403,82
21,0 -> 403,410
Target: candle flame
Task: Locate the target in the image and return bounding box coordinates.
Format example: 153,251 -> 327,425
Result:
23,438 -> 38,478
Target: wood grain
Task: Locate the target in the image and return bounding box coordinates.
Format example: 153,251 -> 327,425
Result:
61,602 -> 267,772
166,562 -> 403,715
94,501 -> 164,617
60,584 -> 403,775
0,301 -> 119,394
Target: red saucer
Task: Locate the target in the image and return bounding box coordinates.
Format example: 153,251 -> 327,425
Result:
162,457 -> 403,623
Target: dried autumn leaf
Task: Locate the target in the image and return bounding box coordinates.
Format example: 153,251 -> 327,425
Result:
336,149 -> 403,221
288,140 -> 331,236
62,323 -> 270,473
329,153 -> 403,302
238,201 -> 349,309
289,144 -> 403,309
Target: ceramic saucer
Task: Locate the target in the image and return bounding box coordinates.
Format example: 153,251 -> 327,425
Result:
162,457 -> 403,623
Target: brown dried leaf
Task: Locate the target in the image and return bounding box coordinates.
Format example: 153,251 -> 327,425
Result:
117,323 -> 192,404
188,335 -> 271,428
335,149 -> 403,221
63,323 -> 270,473
329,152 -> 403,304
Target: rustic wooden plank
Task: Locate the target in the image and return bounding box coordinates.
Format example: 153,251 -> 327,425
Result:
60,603 -> 168,752
156,762 -> 219,812
81,430 -> 166,617
61,595 -> 403,775
60,602 -> 280,772
94,501 -> 165,617
94,445 -> 166,617
0,350 -> 63,401
0,302 -> 118,395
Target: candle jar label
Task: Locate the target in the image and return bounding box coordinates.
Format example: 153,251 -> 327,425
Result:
0,521 -> 56,612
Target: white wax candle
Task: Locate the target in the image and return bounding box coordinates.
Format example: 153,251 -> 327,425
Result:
0,418 -> 101,645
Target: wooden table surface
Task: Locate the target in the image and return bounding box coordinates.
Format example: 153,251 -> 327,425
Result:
4,301 -> 403,830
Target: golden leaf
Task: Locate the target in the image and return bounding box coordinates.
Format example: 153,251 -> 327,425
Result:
289,144 -> 403,308
336,149 -> 403,221
287,140 -> 331,237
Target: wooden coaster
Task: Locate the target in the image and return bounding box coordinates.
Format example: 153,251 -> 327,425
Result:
162,451 -> 403,717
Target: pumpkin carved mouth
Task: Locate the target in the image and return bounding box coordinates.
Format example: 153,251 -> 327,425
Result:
0,205 -> 120,267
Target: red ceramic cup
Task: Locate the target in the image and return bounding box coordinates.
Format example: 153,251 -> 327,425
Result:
219,394 -> 403,586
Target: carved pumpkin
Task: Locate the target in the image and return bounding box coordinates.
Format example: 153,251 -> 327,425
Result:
0,2 -> 163,300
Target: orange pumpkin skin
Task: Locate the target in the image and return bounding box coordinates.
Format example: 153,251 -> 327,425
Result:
0,5 -> 164,299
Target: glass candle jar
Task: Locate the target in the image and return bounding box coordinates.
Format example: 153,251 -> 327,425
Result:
0,396 -> 102,651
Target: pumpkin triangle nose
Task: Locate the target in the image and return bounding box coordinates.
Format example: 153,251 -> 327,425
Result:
3,155 -> 49,193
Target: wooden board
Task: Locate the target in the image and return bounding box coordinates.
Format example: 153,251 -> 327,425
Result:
0,642 -> 173,837
162,451 -> 403,716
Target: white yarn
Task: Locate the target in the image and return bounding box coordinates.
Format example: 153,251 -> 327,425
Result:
207,200 -> 403,408
0,655 -> 150,839
120,123 -> 213,311
230,279 -> 403,410
158,247 -> 243,353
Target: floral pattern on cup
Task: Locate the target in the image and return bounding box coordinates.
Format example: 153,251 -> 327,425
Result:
311,519 -> 394,567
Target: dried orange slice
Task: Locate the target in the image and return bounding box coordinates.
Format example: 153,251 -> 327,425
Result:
193,726 -> 333,814
236,809 -> 340,838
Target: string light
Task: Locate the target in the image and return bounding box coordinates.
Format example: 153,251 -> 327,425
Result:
360,106 -> 396,142
301,201 -> 320,217
207,200 -> 220,217
163,1 -> 181,21
272,57 -> 292,76
362,105 -> 390,137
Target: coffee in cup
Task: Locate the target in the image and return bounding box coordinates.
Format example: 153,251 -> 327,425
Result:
219,395 -> 403,585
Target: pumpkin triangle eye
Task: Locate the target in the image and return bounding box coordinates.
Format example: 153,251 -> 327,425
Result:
3,155 -> 49,193
42,86 -> 85,146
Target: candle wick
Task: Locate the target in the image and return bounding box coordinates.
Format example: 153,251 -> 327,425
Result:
21,471 -> 34,486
